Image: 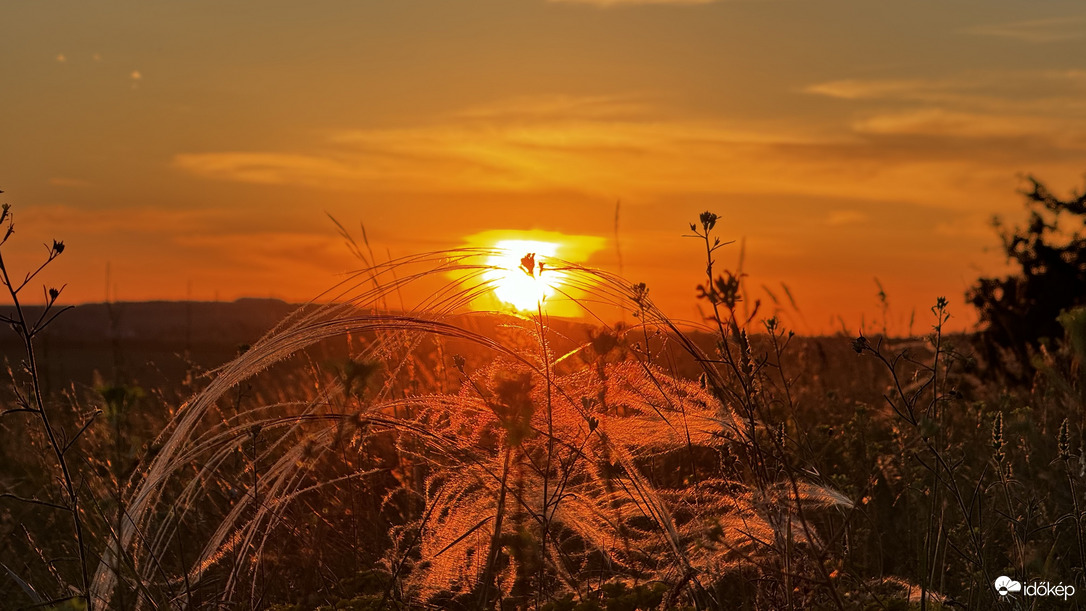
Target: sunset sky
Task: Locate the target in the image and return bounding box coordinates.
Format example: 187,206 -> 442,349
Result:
3,1 -> 1086,333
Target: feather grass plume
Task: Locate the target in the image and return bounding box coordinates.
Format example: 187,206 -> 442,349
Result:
90,249 -> 850,609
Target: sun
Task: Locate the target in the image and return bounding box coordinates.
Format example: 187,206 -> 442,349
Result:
461,230 -> 606,317
484,240 -> 563,311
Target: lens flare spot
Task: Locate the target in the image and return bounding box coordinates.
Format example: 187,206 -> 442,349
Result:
485,240 -> 563,311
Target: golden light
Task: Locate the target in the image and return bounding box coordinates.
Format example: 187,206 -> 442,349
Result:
484,240 -> 562,311
461,230 -> 607,317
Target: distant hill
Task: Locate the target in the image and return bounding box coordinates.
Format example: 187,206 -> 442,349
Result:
0,298 -> 878,406
1,298 -> 297,345
0,298 -> 298,393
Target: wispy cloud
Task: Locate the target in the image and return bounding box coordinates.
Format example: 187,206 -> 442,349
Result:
173,95 -> 1084,218
21,204 -> 227,236
963,16 -> 1086,43
548,0 -> 718,6
176,96 -> 840,195
172,232 -> 346,270
804,78 -> 956,102
450,94 -> 652,121
805,71 -> 1086,148
174,153 -> 366,189
852,108 -> 1086,144
49,177 -> 94,188
804,71 -> 1086,108
825,210 -> 868,226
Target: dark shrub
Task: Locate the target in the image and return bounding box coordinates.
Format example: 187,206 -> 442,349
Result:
968,176 -> 1086,373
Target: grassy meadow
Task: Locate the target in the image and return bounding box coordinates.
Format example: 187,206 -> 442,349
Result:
1,204 -> 1085,611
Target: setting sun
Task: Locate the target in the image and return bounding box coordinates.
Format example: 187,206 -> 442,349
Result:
462,230 -> 605,317
485,240 -> 563,311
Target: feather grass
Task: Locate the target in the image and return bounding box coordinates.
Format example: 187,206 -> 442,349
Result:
90,250 -> 850,609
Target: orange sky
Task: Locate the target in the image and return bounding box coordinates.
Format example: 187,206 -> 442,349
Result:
3,1 -> 1086,334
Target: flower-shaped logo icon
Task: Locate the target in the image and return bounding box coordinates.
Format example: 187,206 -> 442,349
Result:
994,576 -> 1023,596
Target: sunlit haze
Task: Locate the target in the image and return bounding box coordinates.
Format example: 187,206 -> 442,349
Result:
485,240 -> 563,312
4,1 -> 1086,332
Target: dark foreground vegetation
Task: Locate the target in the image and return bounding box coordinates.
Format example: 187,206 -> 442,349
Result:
1,179 -> 1086,610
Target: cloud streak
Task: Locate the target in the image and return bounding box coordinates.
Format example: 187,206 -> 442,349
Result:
165,89 -> 1086,329
548,0 -> 718,6
963,16 -> 1086,44
805,71 -> 1086,110
805,71 -> 1086,148
852,108 -> 1086,145
174,93 -> 1086,216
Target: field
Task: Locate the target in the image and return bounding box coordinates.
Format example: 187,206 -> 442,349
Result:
8,0 -> 1086,608
1,209 -> 1084,611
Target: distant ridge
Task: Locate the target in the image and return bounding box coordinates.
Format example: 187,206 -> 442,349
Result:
0,299 -> 297,345
0,299 -> 301,389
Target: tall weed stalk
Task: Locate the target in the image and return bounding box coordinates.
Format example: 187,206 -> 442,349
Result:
0,200 -> 91,609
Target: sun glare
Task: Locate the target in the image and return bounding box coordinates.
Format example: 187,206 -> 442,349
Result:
485,240 -> 563,311
462,230 -> 605,317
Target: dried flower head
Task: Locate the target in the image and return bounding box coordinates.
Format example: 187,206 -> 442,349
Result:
631,282 -> 649,309
1058,418 -> 1071,460
851,335 -> 868,354
992,412 -> 1005,463
519,252 -> 537,278
699,211 -> 719,232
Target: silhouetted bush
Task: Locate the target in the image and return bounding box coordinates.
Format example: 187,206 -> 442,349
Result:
968,176 -> 1086,373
